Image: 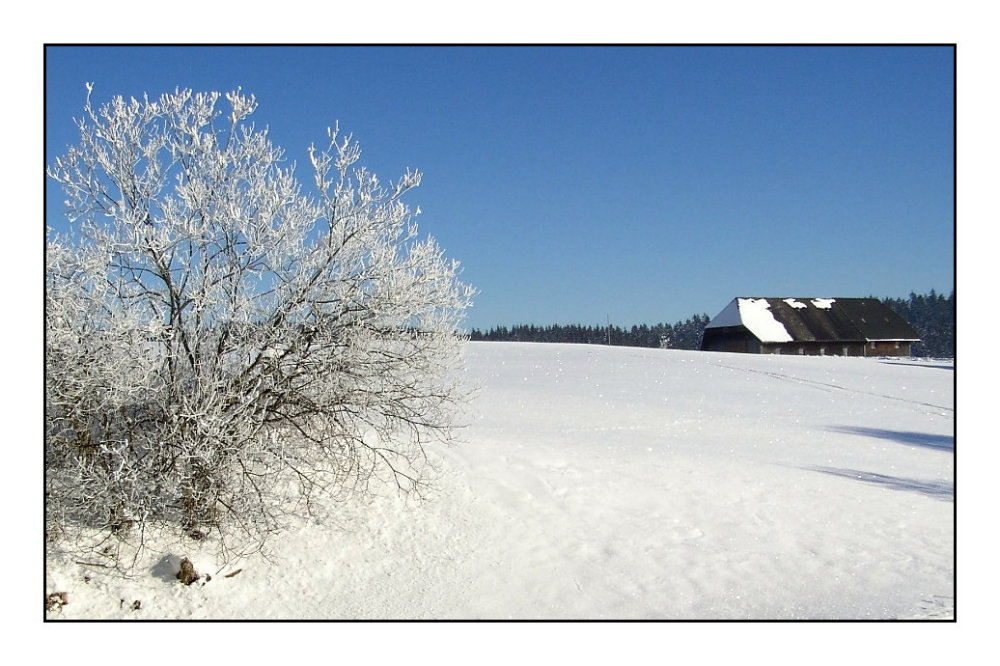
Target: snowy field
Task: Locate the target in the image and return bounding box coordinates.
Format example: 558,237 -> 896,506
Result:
45,342 -> 955,621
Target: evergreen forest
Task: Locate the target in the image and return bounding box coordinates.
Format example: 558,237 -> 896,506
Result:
880,290 -> 955,358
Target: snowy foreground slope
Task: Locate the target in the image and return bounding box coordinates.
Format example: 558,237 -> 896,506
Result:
46,342 -> 954,620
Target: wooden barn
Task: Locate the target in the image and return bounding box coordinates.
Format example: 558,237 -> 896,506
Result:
700,297 -> 920,356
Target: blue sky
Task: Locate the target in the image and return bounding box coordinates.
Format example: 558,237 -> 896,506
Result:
45,45 -> 954,331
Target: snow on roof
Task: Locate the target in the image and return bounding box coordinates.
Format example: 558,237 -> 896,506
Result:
704,297 -> 920,343
737,298 -> 794,343
705,298 -> 794,343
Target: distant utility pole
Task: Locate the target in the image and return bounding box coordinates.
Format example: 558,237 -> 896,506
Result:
606,313 -> 611,346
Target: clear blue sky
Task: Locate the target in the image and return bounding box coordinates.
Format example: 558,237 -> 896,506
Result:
45,45 -> 954,331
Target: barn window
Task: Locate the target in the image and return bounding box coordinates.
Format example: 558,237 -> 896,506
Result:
798,347 -> 804,355
843,346 -> 849,356
820,346 -> 826,356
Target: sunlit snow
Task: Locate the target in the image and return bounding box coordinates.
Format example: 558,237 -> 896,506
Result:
45,342 -> 954,620
737,298 -> 794,343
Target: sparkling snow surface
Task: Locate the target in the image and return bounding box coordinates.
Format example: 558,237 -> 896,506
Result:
46,343 -> 954,620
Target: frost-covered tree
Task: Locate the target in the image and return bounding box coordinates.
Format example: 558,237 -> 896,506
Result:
46,85 -> 475,565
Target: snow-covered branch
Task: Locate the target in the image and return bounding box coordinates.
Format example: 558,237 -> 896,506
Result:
46,86 -> 475,567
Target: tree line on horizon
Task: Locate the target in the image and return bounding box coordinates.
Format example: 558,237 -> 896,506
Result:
469,290 -> 955,357
469,314 -> 712,350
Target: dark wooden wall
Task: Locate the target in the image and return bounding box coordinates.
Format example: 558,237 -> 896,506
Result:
703,327 -> 913,357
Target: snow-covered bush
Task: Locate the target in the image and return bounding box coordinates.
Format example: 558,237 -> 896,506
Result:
46,85 -> 474,566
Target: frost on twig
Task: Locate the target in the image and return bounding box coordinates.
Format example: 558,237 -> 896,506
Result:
46,86 -> 475,570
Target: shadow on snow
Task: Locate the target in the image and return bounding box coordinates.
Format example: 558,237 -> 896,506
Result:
877,361 -> 954,371
827,425 -> 954,451
806,466 -> 953,502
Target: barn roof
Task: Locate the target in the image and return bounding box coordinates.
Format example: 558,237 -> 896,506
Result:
704,298 -> 920,344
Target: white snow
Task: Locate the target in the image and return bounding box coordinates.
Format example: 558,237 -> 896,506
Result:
812,298 -> 836,309
783,298 -> 808,309
738,298 -> 794,342
705,297 -> 797,342
45,342 -> 954,620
